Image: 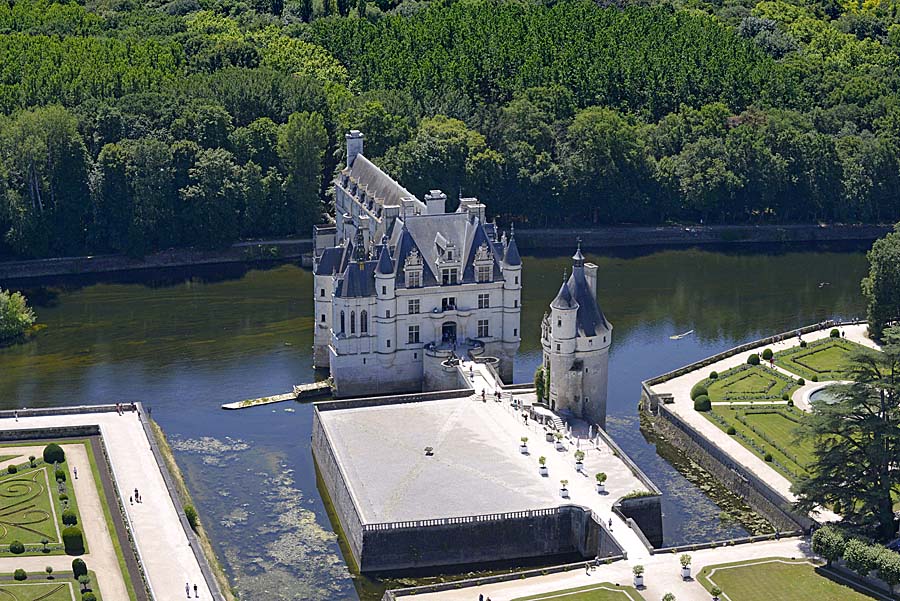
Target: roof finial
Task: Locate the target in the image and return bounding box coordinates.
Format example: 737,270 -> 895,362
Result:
510,223 -> 515,238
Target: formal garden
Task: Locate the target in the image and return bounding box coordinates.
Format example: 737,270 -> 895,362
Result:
511,582 -> 645,601
0,444 -> 85,556
0,563 -> 102,601
706,404 -> 812,482
773,335 -> 871,382
692,363 -> 800,409
697,557 -> 884,601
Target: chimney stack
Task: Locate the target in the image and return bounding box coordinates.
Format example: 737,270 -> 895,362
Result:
425,190 -> 447,215
346,130 -> 364,167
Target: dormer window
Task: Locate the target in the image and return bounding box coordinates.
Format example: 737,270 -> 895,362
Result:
441,268 -> 458,285
477,265 -> 491,283
404,248 -> 423,288
474,242 -> 493,283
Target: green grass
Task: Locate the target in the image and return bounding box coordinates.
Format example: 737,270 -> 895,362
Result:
697,557 -> 885,601
0,570 -> 104,601
511,583 -> 645,601
705,365 -> 799,403
0,455 -> 19,464
704,405 -> 811,482
774,338 -> 872,381
0,455 -> 83,551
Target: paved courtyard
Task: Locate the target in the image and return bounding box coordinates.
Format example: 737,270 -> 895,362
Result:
0,410 -> 212,600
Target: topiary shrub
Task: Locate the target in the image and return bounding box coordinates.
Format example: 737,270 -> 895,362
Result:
747,354 -> 760,365
782,393 -> 789,400
63,526 -> 84,555
726,426 -> 736,435
7,465 -> 16,474
798,378 -> 805,385
82,594 -> 97,601
709,371 -> 718,380
690,383 -> 708,400
59,493 -> 68,502
71,558 -> 87,578
800,340 -> 807,348
831,328 -> 840,338
787,399 -> 794,407
62,509 -> 78,526
43,444 -> 64,465
764,452 -> 773,462
9,540 -> 24,554
55,468 -> 66,482
13,569 -> 26,581
693,395 -> 711,412
812,374 -> 819,382
762,348 -> 773,360
185,505 -> 199,531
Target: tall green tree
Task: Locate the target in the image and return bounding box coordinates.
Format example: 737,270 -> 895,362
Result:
794,327 -> 900,540
278,111 -> 327,232
862,224 -> 900,339
179,148 -> 243,248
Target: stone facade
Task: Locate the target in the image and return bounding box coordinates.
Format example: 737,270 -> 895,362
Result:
313,131 -> 521,397
541,246 -> 612,428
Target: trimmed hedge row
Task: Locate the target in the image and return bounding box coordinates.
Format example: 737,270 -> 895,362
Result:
813,526 -> 900,587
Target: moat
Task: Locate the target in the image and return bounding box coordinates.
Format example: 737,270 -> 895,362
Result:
0,242 -> 870,600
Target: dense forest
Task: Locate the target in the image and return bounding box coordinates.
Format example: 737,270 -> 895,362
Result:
2,0 -> 900,258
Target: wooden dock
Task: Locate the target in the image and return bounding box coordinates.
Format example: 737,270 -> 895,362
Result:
222,381 -> 331,410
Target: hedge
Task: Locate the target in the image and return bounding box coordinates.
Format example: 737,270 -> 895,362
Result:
62,509 -> 78,526
747,354 -> 760,365
693,395 -> 711,411
72,558 -> 87,578
9,540 -> 24,554
55,468 -> 66,482
63,526 -> 84,555
83,594 -> 97,601
43,443 -> 65,464
831,328 -> 840,337
690,383 -> 708,400
13,569 -> 26,581
7,465 -> 16,474
762,348 -> 773,360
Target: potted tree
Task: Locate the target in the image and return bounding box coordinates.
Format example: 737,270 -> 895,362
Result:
538,456 -> 548,476
520,437 -> 528,454
680,554 -> 692,579
632,564 -> 644,588
559,479 -> 569,498
595,472 -> 607,493
554,432 -> 565,451
574,450 -> 585,472
545,428 -> 554,442
711,586 -> 722,601
663,594 -> 675,601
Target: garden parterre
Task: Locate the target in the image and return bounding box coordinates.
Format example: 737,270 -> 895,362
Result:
697,557 -> 884,601
774,338 -> 872,381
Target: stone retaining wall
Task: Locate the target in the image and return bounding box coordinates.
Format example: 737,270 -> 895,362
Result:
647,403 -> 813,533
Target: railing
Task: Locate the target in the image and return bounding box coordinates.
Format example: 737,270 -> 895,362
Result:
363,507 -> 563,532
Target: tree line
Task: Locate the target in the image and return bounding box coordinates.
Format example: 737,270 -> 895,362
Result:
2,0 -> 900,258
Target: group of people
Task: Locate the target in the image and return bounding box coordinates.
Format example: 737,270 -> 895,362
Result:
115,402 -> 137,415
131,487 -> 142,504
185,582 -> 200,597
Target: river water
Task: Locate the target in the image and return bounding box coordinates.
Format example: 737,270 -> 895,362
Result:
0,242 -> 870,600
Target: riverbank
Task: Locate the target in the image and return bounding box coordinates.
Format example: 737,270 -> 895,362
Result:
0,223 -> 889,281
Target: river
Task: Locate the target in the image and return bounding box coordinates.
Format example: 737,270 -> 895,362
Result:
0,242 -> 870,600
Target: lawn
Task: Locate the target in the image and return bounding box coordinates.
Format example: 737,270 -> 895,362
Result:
511,583 -> 645,601
0,582 -> 77,601
704,405 -> 812,482
704,365 -> 799,403
0,456 -> 19,464
0,445 -> 84,555
698,557 -> 885,601
774,338 -> 872,381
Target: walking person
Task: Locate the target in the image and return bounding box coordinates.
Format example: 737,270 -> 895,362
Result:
186,582 -> 190,598
130,496 -> 133,505
194,583 -> 198,597
73,466 -> 78,479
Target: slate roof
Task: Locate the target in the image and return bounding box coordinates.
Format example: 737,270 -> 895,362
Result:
551,279 -> 575,310
569,266 -> 609,337
336,260 -> 377,298
315,247 -> 344,276
344,155 -> 417,209
504,235 -> 521,266
375,244 -> 393,275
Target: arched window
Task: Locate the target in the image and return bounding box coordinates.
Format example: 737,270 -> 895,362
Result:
339,311 -> 345,334
350,311 -> 356,334
360,310 -> 368,334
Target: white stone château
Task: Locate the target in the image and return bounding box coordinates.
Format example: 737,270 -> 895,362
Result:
312,130 -> 522,397
540,244 -> 612,428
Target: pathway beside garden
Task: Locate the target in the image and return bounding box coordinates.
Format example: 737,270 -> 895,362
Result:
401,537 -> 813,601
0,410 -> 212,600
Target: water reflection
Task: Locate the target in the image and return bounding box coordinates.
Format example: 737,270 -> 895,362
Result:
0,242 -> 870,600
